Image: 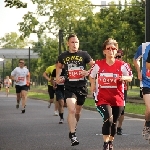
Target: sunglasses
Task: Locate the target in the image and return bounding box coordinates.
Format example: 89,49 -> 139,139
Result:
106,47 -> 117,51
115,55 -> 122,59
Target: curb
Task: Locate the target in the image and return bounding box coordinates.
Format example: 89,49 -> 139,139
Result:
83,106 -> 145,119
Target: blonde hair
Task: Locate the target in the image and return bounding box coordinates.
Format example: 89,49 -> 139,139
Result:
102,38 -> 118,50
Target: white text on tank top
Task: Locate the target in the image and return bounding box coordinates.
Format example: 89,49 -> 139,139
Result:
98,73 -> 119,88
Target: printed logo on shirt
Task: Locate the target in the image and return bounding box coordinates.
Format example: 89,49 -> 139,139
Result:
63,56 -> 83,64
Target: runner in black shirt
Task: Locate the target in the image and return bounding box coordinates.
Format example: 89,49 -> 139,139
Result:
56,34 -> 95,146
51,67 -> 65,124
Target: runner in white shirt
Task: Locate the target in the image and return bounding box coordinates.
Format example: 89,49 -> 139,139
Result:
4,76 -> 12,97
11,59 -> 30,113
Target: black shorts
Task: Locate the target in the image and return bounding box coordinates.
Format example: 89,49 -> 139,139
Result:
15,85 -> 28,93
55,90 -> 64,101
64,86 -> 88,106
142,87 -> 150,95
48,85 -> 55,99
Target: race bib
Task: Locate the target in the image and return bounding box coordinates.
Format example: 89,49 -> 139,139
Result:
68,66 -> 84,81
18,76 -> 25,81
58,76 -> 65,85
98,73 -> 119,88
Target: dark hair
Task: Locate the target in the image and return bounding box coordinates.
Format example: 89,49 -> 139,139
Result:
67,34 -> 77,41
102,38 -> 118,50
19,59 -> 24,62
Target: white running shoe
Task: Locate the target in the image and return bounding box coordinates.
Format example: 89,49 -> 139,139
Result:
59,119 -> 64,124
54,111 -> 58,116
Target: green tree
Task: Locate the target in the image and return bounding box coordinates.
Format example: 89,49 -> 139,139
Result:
4,0 -> 27,8
74,0 -> 145,77
32,35 -> 59,76
18,0 -> 93,38
0,32 -> 28,48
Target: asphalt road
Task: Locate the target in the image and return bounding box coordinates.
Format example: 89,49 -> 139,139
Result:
0,92 -> 150,150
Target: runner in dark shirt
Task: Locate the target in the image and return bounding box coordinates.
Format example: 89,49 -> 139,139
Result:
56,34 -> 95,146
51,67 -> 65,124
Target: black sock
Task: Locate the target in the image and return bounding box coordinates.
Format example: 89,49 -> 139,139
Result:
59,113 -> 63,119
70,132 -> 76,136
104,142 -> 108,145
145,121 -> 150,127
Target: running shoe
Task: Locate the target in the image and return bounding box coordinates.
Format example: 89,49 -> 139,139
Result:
54,111 -> 58,116
22,109 -> 25,113
142,126 -> 150,140
70,133 -> 79,146
117,127 -> 122,135
108,141 -> 113,150
59,119 -> 64,124
16,103 -> 19,109
103,142 -> 109,150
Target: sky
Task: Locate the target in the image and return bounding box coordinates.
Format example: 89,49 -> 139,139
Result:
0,0 -> 130,42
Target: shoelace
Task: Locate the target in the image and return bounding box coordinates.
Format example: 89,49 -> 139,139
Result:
71,137 -> 78,142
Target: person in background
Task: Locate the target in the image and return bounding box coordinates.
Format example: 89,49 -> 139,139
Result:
115,49 -> 131,135
133,43 -> 150,141
89,38 -> 132,150
4,76 -> 12,97
0,80 -> 3,91
43,63 -> 59,116
51,64 -> 65,124
11,59 -> 30,113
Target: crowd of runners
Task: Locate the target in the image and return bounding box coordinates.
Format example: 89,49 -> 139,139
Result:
2,34 -> 150,150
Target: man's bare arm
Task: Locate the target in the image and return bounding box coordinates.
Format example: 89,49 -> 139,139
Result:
56,62 -> 63,83
133,58 -> 142,80
133,58 -> 141,73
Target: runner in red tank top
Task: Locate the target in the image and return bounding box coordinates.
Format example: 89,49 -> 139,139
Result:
89,38 -> 133,150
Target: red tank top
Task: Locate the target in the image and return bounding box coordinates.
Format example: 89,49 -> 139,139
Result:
95,59 -> 124,106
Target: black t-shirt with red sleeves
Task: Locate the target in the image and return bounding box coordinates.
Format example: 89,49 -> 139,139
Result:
58,50 -> 92,87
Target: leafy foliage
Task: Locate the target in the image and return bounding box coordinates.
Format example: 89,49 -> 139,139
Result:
4,0 -> 27,8
32,35 -> 59,75
0,32 -> 28,48
74,0 -> 145,76
18,0 -> 93,38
